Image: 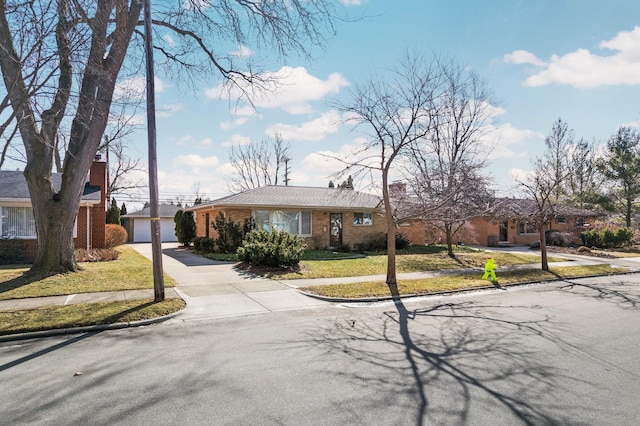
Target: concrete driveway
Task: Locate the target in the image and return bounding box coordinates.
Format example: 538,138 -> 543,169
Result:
129,243 -> 328,321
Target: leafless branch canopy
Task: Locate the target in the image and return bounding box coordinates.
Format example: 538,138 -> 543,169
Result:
228,133 -> 290,193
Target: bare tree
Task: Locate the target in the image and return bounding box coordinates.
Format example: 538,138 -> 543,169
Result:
406,63 -> 495,257
518,119 -> 573,270
0,0 -> 340,277
228,134 -> 290,193
333,53 -> 444,287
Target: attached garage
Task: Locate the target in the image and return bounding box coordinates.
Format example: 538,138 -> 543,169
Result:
121,204 -> 181,243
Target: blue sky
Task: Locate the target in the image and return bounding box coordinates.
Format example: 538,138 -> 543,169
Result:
115,0 -> 640,208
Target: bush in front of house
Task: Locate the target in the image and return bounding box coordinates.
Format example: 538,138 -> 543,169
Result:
545,230 -> 582,247
580,227 -> 633,248
0,237 -> 28,265
212,212 -> 253,254
395,232 -> 411,250
105,224 -> 128,248
358,232 -> 411,252
193,236 -> 216,253
237,229 -> 306,267
75,248 -> 120,262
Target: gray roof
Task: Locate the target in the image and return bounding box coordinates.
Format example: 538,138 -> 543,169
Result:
493,198 -> 602,218
122,204 -> 182,218
189,185 -> 383,211
0,170 -> 101,203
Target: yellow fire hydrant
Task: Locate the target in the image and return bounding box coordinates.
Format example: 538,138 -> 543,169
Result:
482,258 -> 498,283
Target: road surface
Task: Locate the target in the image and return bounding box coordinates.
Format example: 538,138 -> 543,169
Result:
1,274 -> 639,425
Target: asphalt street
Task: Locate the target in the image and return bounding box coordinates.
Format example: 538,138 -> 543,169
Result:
1,273 -> 639,425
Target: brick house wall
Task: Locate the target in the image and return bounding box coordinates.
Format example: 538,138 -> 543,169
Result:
193,207 -> 387,250
1,161 -> 107,263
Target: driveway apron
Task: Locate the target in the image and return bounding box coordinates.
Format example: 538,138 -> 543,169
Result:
129,243 -> 327,320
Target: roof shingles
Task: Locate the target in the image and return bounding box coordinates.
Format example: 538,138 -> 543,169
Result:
191,186 -> 382,211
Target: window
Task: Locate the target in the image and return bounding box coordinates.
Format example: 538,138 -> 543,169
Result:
518,221 -> 538,234
556,217 -> 566,224
252,210 -> 312,236
353,212 -> 373,225
576,217 -> 585,227
1,206 -> 36,238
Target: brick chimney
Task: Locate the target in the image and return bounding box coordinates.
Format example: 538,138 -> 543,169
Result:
389,181 -> 407,199
89,158 -> 107,248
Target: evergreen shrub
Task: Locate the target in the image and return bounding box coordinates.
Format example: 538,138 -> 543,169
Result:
237,230 -> 306,267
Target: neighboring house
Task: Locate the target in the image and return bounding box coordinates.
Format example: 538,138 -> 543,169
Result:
121,204 -> 181,243
0,160 -> 107,261
187,185 -> 386,250
435,198 -> 602,246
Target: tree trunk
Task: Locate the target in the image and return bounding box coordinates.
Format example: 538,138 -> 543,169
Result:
24,143 -> 91,276
445,223 -> 454,258
626,197 -> 632,228
382,170 -> 397,290
539,222 -> 548,271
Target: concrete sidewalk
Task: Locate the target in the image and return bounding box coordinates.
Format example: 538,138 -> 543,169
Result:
128,243 -> 329,320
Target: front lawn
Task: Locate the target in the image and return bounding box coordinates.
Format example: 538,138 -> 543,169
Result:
300,264 -> 624,299
0,245 -> 176,300
0,298 -> 185,335
269,249 -> 566,280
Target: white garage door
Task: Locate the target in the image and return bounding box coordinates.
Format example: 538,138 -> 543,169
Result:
160,219 -> 178,242
133,218 -> 178,242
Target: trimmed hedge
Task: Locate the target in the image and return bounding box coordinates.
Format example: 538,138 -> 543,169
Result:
105,224 -> 128,249
0,237 -> 28,265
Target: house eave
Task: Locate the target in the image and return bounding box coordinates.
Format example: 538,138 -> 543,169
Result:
187,202 -> 382,212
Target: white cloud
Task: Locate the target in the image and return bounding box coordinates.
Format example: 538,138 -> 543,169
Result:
232,45 -> 253,58
114,76 -> 165,100
480,123 -> 545,159
205,66 -> 349,114
198,138 -> 213,148
162,34 -> 176,47
509,26 -> 640,88
157,103 -> 184,118
341,0 -> 363,4
173,154 -> 219,169
221,134 -> 252,147
176,135 -> 194,146
503,50 -> 547,67
266,110 -> 342,141
620,119 -> 640,128
220,117 -> 249,131
508,167 -> 530,184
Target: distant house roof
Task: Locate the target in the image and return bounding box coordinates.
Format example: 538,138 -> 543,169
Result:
0,170 -> 101,204
122,203 -> 182,219
188,185 -> 383,211
493,198 -> 602,218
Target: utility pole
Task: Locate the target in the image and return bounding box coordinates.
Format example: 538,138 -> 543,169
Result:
283,157 -> 291,186
144,0 -> 164,301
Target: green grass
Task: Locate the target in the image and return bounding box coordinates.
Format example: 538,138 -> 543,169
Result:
270,250 -> 565,280
300,264 -> 624,299
0,298 -> 186,335
0,246 -> 176,300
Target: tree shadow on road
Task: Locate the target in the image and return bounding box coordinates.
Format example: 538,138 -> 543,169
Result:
310,289 -> 594,425
551,272 -> 640,309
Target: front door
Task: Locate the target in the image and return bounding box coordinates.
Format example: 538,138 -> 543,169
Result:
499,220 -> 508,242
329,213 -> 343,248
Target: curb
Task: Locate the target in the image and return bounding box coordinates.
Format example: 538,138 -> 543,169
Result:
295,269 -> 639,303
0,307 -> 185,343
